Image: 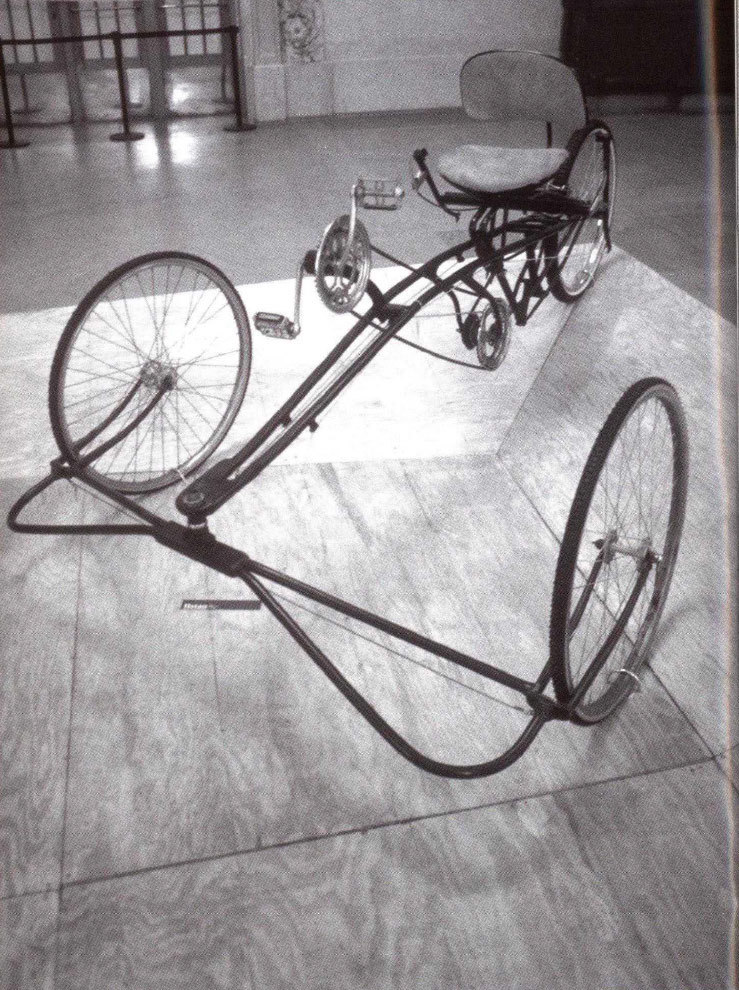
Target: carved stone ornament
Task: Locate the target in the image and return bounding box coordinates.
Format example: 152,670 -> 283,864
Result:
278,0 -> 325,63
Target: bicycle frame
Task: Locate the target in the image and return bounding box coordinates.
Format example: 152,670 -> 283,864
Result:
7,187 -> 617,779
175,192 -> 595,523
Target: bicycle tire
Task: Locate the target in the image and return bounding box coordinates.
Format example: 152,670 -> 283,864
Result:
49,251 -> 251,494
549,378 -> 688,723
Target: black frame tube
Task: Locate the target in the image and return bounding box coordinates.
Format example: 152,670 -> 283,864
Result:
240,569 -> 548,779
7,464 -> 565,779
245,558 -> 537,696
175,214 -> 583,522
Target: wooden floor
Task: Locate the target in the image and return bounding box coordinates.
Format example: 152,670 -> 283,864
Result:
0,109 -> 736,989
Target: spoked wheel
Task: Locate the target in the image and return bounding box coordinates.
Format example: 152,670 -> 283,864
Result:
549,379 -> 688,723
49,251 -> 251,494
547,120 -> 616,303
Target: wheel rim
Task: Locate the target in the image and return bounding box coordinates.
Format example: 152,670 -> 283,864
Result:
55,257 -> 249,493
565,389 -> 685,715
557,128 -> 615,297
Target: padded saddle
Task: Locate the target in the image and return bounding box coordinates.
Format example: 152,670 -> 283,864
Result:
437,144 -> 568,195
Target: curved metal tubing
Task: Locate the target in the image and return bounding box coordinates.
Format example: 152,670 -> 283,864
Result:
240,568 -> 548,779
177,193 -> 591,522
7,466 -> 559,778
176,242 -> 523,521
176,237 -> 475,516
77,381 -> 170,468
6,463 -> 156,536
71,378 -> 144,453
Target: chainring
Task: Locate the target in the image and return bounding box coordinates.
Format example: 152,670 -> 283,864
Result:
315,214 -> 372,314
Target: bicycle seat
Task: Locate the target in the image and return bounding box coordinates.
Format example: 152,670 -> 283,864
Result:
437,50 -> 586,197
437,144 -> 568,195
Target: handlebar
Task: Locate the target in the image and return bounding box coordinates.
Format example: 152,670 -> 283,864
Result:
411,148 -> 461,220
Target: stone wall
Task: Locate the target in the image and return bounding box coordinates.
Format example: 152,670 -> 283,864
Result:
236,0 -> 563,121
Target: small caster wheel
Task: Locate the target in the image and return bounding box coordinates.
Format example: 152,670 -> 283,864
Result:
476,299 -> 512,370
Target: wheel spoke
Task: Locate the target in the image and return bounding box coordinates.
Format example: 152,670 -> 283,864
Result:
551,381 -> 687,721
553,127 -> 614,300
53,255 -> 250,493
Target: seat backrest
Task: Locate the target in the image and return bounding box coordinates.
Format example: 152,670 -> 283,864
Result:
460,50 -> 587,142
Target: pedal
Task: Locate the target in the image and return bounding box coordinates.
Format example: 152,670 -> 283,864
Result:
356,178 -> 405,210
255,312 -> 300,340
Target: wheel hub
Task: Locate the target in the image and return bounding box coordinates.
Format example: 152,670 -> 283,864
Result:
600,530 -> 653,568
139,358 -> 176,390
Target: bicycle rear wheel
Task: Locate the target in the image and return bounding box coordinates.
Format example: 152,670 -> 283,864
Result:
547,120 -> 616,303
49,251 -> 251,494
549,378 -> 688,723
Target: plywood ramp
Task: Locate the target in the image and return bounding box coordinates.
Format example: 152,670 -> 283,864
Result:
0,251 -> 734,988
54,764 -> 733,990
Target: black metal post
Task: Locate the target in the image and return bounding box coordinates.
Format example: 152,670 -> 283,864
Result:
223,24 -> 254,132
109,31 -> 144,142
0,38 -> 30,148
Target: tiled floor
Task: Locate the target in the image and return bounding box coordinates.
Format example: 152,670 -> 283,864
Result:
0,108 -> 736,989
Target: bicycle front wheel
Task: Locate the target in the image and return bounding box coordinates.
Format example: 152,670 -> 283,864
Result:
49,252 -> 251,494
549,378 -> 688,723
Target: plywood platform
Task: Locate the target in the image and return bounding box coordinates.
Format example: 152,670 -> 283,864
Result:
1,250 -> 735,988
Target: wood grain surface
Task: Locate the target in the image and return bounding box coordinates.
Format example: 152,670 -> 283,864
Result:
55,761 -> 733,990
62,512 -> 252,883
0,480 -> 81,898
0,891 -> 58,990
59,447 -> 707,884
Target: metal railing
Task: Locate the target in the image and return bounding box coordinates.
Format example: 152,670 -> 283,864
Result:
0,9 -> 253,147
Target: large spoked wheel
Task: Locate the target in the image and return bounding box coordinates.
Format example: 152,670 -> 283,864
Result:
547,120 -> 616,303
49,251 -> 251,494
549,379 -> 688,724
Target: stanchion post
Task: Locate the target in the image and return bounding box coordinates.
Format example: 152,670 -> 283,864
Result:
109,30 -> 144,142
0,37 -> 30,148
223,24 -> 255,132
